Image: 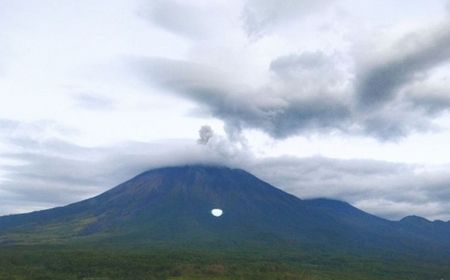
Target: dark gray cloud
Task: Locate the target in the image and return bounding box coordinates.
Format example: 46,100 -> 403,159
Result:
404,82 -> 450,115
132,56 -> 352,139
358,103 -> 436,140
348,23 -> 450,140
357,23 -> 450,109
133,55 -> 434,141
270,51 -> 329,79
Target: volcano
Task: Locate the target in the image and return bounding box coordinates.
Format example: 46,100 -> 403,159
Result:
0,165 -> 449,256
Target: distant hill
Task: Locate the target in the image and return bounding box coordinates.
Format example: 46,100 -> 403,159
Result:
1,165 -> 449,258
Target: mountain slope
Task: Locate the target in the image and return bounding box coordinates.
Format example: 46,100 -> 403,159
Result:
0,165 -> 449,256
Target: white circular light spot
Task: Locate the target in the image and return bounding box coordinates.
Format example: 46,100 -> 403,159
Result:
211,208 -> 223,217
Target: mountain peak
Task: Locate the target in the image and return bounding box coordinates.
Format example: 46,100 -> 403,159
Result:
136,164 -> 246,179
400,215 -> 431,224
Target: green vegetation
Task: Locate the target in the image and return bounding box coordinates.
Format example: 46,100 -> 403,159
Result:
0,246 -> 449,280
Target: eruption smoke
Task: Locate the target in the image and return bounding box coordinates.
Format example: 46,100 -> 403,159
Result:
197,125 -> 214,145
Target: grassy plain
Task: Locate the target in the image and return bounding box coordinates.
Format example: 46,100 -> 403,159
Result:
0,245 -> 449,280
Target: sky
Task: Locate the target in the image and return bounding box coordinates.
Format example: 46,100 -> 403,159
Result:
1,0 -> 450,221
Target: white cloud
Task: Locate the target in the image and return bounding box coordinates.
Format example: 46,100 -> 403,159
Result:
242,0 -> 336,38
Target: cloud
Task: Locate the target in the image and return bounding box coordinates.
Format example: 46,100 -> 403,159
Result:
250,156 -> 450,221
139,0 -> 337,40
73,93 -> 115,111
346,22 -> 450,140
132,15 -> 450,141
0,119 -> 78,141
270,51 -> 330,79
138,0 -> 231,40
0,119 -> 19,133
356,22 -> 450,109
0,40 -> 11,76
410,91 -> 450,115
242,0 -> 336,37
132,55 -> 352,139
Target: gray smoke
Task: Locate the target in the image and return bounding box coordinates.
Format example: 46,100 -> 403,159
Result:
197,125 -> 214,145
